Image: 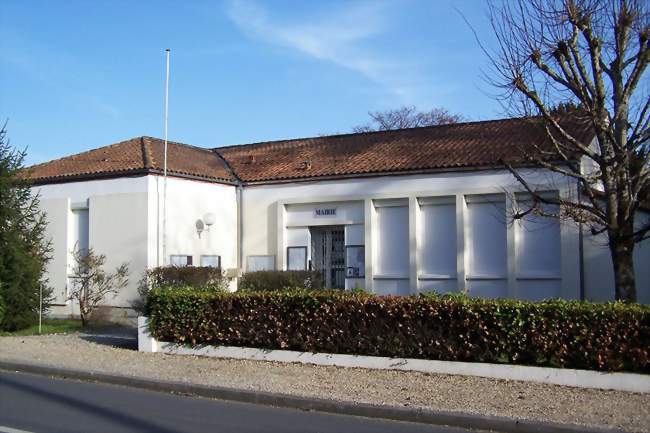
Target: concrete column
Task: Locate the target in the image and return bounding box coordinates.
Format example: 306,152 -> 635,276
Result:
364,199 -> 374,292
455,194 -> 466,293
560,189 -> 581,299
506,194 -> 517,297
409,196 -> 418,294
276,202 -> 286,271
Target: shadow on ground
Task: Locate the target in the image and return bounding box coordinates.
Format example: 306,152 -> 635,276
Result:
79,325 -> 138,350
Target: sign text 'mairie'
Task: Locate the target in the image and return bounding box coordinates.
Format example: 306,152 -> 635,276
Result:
314,207 -> 337,217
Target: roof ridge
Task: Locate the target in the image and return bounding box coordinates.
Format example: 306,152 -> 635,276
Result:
142,136 -> 217,154
214,116 -> 529,152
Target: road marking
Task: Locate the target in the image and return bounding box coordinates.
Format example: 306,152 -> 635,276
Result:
0,426 -> 35,433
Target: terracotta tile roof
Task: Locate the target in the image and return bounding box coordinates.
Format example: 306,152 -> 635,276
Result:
216,116 -> 594,183
25,116 -> 594,185
24,136 -> 235,184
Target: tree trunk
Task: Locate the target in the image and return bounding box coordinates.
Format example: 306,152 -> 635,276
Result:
610,238 -> 637,302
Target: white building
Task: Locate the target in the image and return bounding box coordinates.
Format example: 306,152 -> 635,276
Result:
27,117 -> 650,318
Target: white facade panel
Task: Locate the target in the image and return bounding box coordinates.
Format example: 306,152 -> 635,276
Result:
516,205 -> 561,278
517,280 -> 562,301
466,196 -> 507,298
345,224 -> 364,246
466,198 -> 507,277
374,204 -> 409,278
156,177 -> 237,271
373,278 -> 410,296
40,198 -> 70,304
89,192 -> 149,307
419,200 -> 457,276
418,278 -> 457,294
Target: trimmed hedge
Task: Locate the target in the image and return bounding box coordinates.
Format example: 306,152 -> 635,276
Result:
146,289 -> 650,373
143,266 -> 228,291
132,266 -> 228,313
238,270 -> 324,292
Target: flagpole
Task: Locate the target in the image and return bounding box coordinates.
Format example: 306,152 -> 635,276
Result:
162,48 -> 170,267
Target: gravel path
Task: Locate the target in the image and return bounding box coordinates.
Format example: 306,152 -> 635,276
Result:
1,332 -> 648,432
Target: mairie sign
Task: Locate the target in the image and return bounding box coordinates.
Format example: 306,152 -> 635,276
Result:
314,207 -> 337,217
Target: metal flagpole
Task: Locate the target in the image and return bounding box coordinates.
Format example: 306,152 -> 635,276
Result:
162,48 -> 170,267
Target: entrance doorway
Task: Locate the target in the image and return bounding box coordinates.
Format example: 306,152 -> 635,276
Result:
310,226 -> 345,289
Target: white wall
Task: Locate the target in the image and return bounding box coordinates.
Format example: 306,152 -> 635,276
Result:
514,200 -> 562,300
148,176 -> 237,273
583,211 -> 650,303
39,198 -> 69,304
37,177 -> 150,313
36,175 -> 238,312
418,196 -> 457,294
241,169 -> 581,299
89,192 -> 149,306
34,167 -> 649,308
465,194 -> 508,298
373,200 -> 410,295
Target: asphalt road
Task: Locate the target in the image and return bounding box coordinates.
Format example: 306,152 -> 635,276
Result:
0,371 -> 477,433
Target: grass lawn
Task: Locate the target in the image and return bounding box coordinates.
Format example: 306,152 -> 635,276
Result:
0,318 -> 83,336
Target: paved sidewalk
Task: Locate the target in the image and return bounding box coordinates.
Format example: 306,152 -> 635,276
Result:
0,332 -> 648,432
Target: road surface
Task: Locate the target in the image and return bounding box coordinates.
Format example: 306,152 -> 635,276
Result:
0,371 -> 477,433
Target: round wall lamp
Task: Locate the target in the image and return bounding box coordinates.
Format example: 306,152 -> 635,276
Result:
196,213 -> 216,239
203,213 -> 216,231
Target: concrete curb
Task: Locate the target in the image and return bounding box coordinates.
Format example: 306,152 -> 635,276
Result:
0,360 -> 625,433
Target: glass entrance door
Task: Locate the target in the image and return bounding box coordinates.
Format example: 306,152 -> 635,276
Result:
310,226 -> 345,289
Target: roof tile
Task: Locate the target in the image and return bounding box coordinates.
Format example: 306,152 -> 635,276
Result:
25,116 -> 594,185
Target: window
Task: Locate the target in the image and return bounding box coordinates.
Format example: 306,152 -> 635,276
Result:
247,255 -> 275,272
70,208 -> 89,256
170,255 -> 193,266
200,255 -> 221,268
345,245 -> 365,278
287,247 -> 307,271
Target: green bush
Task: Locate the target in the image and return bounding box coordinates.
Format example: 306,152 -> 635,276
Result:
147,289 -> 650,373
132,266 -> 228,314
238,270 -> 324,292
0,128 -> 52,331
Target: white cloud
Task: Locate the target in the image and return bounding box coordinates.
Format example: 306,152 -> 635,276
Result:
225,0 -> 424,103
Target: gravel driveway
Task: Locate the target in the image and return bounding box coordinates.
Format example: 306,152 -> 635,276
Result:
1,331 -> 648,432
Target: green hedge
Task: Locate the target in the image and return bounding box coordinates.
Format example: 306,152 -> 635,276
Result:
143,266 -> 228,291
146,289 -> 650,373
132,266 -> 228,313
238,270 -> 324,292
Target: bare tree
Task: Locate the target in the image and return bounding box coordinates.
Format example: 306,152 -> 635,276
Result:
473,0 -> 648,301
353,106 -> 464,132
68,247 -> 129,326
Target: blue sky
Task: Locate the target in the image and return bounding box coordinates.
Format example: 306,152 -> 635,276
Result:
0,0 -> 502,165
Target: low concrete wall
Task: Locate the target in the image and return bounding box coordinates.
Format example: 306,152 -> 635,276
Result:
138,317 -> 650,394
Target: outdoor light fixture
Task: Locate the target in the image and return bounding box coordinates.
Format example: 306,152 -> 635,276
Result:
203,213 -> 216,231
196,213 -> 216,238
